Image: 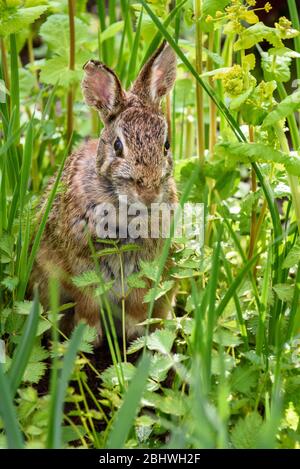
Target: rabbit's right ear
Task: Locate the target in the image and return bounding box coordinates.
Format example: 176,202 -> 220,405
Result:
82,60 -> 125,121
131,42 -> 176,107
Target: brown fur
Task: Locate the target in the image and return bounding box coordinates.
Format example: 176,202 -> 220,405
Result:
29,43 -> 177,345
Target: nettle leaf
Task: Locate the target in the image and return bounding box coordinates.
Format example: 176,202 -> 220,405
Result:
127,335 -> 146,354
213,329 -> 243,347
39,49 -> 90,87
283,240 -> 300,269
262,88 -> 300,128
1,276 -> 18,291
0,5 -> 48,36
127,272 -> 147,289
142,389 -> 187,416
215,142 -> 300,177
147,329 -> 176,354
231,412 -> 263,448
230,366 -> 259,394
139,260 -> 160,281
40,14 -> 89,53
78,326 -> 98,353
23,362 -> 47,384
261,52 -> 291,83
101,362 -> 136,389
143,280 -> 175,303
234,22 -> 284,51
72,270 -> 100,288
273,283 -> 294,302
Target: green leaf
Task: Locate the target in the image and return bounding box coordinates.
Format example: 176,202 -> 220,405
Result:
127,272 -> 147,289
23,361 -> 47,384
283,240 -> 300,269
143,280 -> 175,303
39,52 -> 89,87
273,283 -> 294,302
147,329 -> 176,354
261,52 -> 292,83
101,362 -> 136,389
231,412 -> 263,449
215,142 -> 300,177
234,22 -> 284,51
39,14 -> 89,53
78,326 -> 98,354
72,271 -> 100,288
0,5 -> 48,36
142,389 -> 187,416
106,354 -> 151,449
231,366 -> 259,394
262,88 -> 300,128
100,21 -> 125,42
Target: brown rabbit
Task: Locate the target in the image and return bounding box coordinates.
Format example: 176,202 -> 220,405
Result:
30,42 -> 178,345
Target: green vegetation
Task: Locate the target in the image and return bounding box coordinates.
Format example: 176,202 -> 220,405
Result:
1,0 -> 300,449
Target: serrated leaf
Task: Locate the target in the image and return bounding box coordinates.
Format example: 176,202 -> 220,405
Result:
215,142 -> 300,177
262,88 -> 300,128
273,283 -> 294,302
127,272 -> 147,289
39,14 -> 88,53
234,22 -> 284,51
0,5 -> 48,36
147,329 -> 176,354
231,412 -> 263,448
101,362 -> 136,389
261,52 -> 291,83
1,276 -> 18,291
231,366 -> 258,394
142,389 -> 187,416
23,361 -> 47,384
78,325 -> 97,353
72,270 -> 100,288
127,336 -> 146,354
283,240 -> 300,269
143,280 -> 175,303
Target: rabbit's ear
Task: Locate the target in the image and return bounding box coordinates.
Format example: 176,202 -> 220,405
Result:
82,60 -> 125,120
131,42 -> 176,106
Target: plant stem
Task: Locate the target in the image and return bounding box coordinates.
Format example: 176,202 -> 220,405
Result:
67,0 -> 75,143
275,123 -> 300,234
248,125 -> 257,262
194,0 -> 205,168
0,38 -> 10,91
208,31 -> 217,156
9,34 -> 20,135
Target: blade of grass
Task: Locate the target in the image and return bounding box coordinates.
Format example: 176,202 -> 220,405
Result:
106,353 -> 151,449
9,34 -> 20,138
46,322 -> 86,448
7,289 -> 40,397
125,7 -> 143,88
0,364 -> 24,449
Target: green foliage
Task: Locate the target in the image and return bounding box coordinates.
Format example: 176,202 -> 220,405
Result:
1,0 -> 300,451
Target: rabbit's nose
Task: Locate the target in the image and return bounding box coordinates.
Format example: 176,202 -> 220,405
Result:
139,188 -> 160,206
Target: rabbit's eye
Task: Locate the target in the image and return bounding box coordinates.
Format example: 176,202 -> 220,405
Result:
114,137 -> 123,156
164,140 -> 170,155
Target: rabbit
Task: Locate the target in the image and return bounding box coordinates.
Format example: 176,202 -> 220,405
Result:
29,42 -> 178,346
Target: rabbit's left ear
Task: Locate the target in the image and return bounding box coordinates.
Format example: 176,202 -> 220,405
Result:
131,42 -> 176,106
82,60 -> 125,121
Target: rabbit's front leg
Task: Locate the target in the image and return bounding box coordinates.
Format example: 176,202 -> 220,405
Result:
74,292 -> 103,347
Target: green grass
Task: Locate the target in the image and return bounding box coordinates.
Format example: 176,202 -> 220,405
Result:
0,0 -> 300,450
